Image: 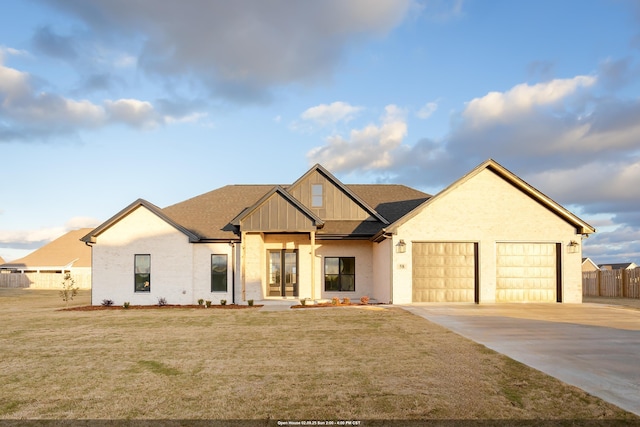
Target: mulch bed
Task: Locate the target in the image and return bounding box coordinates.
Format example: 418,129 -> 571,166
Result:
291,303 -> 371,309
61,304 -> 263,311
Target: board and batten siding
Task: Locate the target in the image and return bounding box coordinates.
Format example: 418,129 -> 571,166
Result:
288,170 -> 372,220
392,168 -> 583,304
241,194 -> 316,232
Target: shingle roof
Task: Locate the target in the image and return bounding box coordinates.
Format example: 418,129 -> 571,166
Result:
598,262 -> 637,270
160,183 -> 430,240
1,229 -> 93,269
162,185 -> 274,240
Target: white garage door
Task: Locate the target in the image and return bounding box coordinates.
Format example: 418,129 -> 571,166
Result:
496,243 -> 558,302
412,242 -> 477,302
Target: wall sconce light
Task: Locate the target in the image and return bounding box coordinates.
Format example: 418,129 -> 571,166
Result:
396,239 -> 406,253
567,240 -> 579,254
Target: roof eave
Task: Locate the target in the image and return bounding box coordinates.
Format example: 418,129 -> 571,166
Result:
81,199 -> 201,244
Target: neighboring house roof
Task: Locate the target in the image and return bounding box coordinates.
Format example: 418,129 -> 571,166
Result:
1,228 -> 93,270
378,159 -> 596,239
582,257 -> 599,271
598,262 -> 638,270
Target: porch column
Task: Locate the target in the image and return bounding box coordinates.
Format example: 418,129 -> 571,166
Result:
311,231 -> 316,299
241,231 -> 246,301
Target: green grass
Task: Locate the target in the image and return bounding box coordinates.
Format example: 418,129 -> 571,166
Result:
0,288 -> 637,421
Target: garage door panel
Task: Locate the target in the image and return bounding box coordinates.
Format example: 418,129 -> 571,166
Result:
412,242 -> 477,303
496,243 -> 557,303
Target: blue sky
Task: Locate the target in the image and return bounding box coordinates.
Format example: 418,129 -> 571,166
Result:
1,0 -> 640,264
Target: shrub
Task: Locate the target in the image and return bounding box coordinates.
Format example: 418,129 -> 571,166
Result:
331,297 -> 340,305
157,297 -> 167,306
342,297 -> 351,305
197,298 -> 204,306
59,273 -> 79,307
300,298 -> 307,306
123,302 -> 130,309
360,296 -> 370,305
101,299 -> 114,307
205,300 -> 212,308
248,299 -> 254,306
220,299 -> 227,306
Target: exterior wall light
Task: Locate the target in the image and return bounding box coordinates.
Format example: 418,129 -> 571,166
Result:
567,240 -> 579,254
396,239 -> 407,253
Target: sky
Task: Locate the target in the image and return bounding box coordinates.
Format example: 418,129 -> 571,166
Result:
1,0 -> 640,264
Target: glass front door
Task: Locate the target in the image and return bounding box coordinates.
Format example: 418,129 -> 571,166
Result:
268,250 -> 298,297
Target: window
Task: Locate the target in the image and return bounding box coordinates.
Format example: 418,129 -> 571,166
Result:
312,184 -> 323,207
134,254 -> 151,292
211,254 -> 228,292
324,257 -> 355,292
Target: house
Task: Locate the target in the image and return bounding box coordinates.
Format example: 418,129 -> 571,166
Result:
0,228 -> 92,288
598,262 -> 638,271
582,257 -> 599,272
0,256 -> 4,265
82,159 -> 595,306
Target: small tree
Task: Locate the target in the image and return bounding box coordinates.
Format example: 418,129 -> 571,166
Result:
59,273 -> 79,307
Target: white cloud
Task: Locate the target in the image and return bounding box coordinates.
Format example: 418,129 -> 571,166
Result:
105,99 -> 159,128
0,56 -> 205,140
0,226 -> 66,245
462,76 -> 596,128
0,217 -> 100,248
0,46 -> 30,59
301,102 -> 363,126
416,101 -> 438,119
307,104 -> 407,172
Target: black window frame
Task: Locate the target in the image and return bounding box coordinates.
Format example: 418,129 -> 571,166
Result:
324,257 -> 355,292
211,254 -> 228,293
134,254 -> 151,292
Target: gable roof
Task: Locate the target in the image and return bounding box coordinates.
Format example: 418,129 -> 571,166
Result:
81,198 -> 201,243
381,159 -> 596,238
288,164 -> 389,224
1,228 -> 92,269
81,164 -> 432,243
158,170 -> 430,241
582,257 -> 599,269
232,185 -> 325,229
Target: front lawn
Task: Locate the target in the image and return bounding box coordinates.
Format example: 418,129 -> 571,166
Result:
0,288 -> 637,421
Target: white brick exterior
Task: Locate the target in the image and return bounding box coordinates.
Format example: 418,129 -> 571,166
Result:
391,169 -> 584,304
88,163 -> 589,306
91,206 -> 234,306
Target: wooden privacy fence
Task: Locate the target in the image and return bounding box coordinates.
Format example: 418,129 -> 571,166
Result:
583,268 -> 640,298
0,272 -> 91,289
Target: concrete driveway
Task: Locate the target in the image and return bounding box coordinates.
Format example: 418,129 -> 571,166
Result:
401,303 -> 640,416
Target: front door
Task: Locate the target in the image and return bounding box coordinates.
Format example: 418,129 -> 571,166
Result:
268,250 -> 298,297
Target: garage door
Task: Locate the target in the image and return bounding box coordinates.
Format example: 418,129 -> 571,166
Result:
496,243 -> 559,302
412,242 -> 478,302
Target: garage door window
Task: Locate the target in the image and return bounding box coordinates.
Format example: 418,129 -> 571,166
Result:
324,257 -> 355,292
